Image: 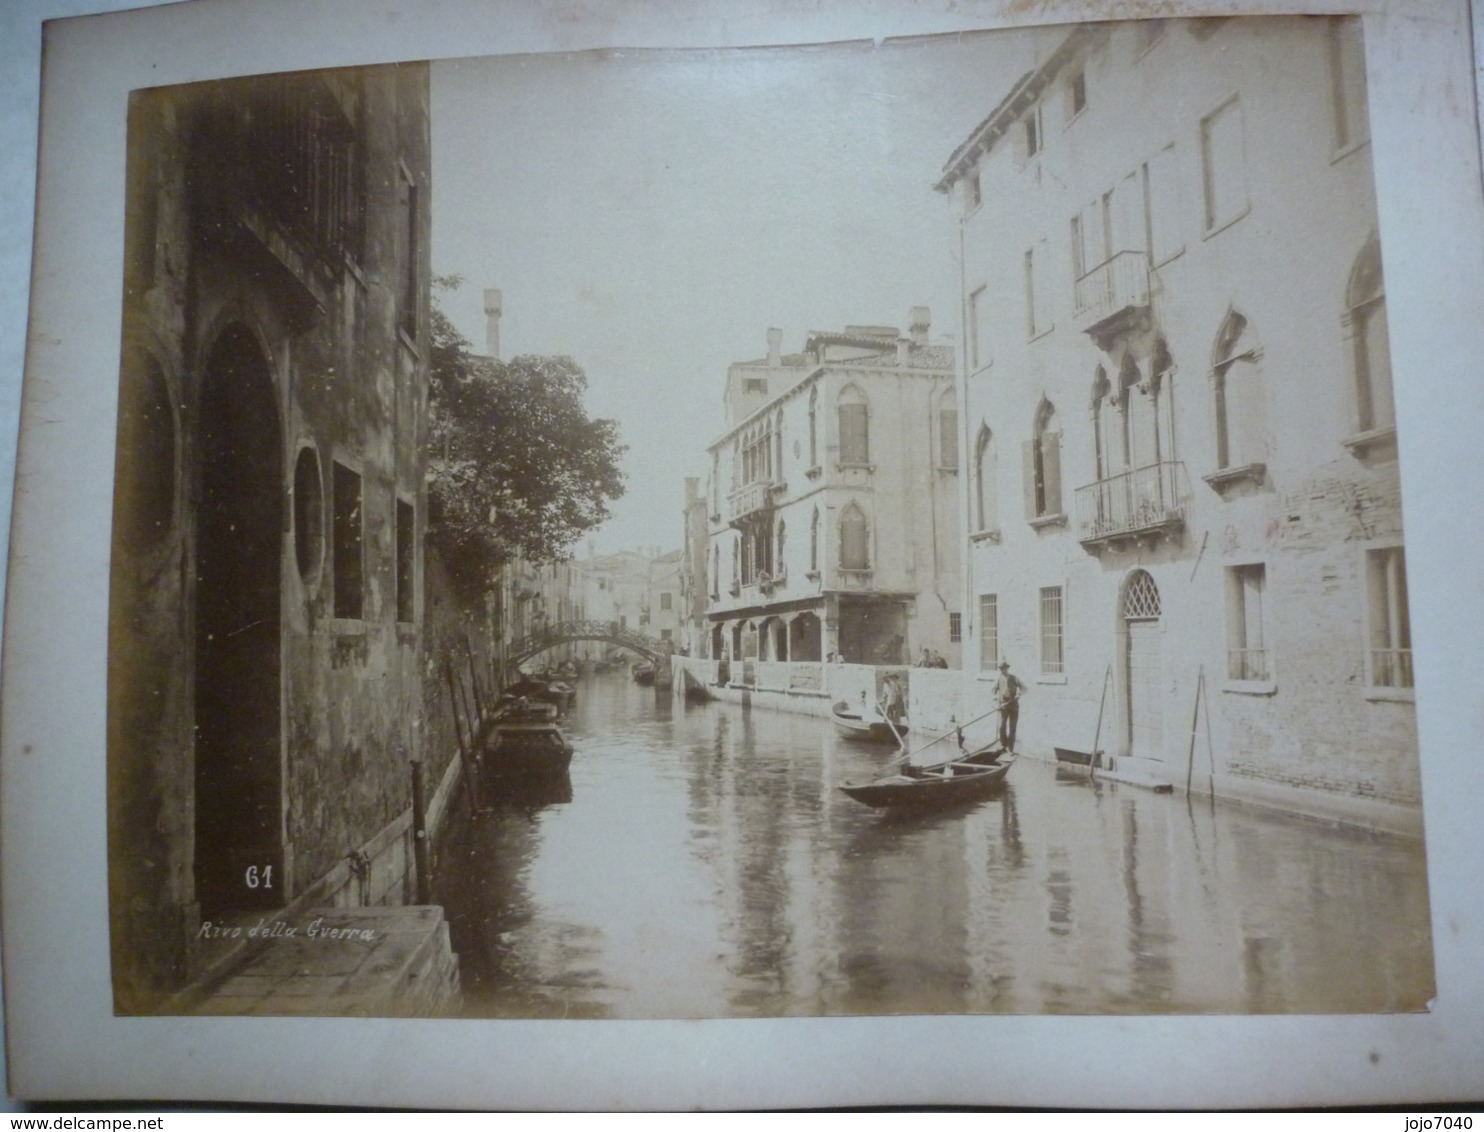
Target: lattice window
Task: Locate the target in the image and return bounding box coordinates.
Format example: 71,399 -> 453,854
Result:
1123,569 -> 1161,620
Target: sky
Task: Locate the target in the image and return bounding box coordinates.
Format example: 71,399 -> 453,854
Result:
429,30 -> 1037,557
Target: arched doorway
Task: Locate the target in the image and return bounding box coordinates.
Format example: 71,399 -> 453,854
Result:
193,324 -> 284,913
1121,569 -> 1164,762
789,612 -> 822,662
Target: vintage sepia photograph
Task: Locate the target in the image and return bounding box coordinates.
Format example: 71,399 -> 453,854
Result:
104,15 -> 1433,1021
6,0 -> 1483,1110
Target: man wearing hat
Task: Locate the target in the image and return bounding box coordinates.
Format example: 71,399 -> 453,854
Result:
993,659 -> 1026,751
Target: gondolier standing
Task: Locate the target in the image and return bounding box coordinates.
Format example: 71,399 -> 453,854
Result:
993,660 -> 1026,750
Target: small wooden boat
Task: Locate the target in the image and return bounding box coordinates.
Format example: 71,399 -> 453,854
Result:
830,699 -> 908,744
839,745 -> 1015,809
631,661 -> 656,686
1053,745 -> 1101,769
480,697 -> 573,783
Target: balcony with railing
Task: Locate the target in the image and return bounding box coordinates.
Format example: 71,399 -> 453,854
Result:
1073,250 -> 1151,346
1075,461 -> 1190,553
727,479 -> 777,524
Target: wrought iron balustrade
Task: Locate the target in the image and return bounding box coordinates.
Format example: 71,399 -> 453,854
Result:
1075,461 -> 1189,550
1073,250 -> 1151,338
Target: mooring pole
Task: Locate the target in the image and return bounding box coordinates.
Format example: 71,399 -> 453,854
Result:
410,756 -> 433,904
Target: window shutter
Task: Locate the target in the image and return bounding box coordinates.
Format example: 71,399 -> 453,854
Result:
940,409 -> 959,467
1023,439 -> 1039,519
1042,431 -> 1062,515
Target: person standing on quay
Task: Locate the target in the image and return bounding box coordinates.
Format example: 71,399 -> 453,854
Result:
993,659 -> 1026,751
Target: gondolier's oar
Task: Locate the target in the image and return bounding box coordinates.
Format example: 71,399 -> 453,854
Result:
878,695 -> 908,752
885,703 -> 1003,770
1088,664 -> 1111,781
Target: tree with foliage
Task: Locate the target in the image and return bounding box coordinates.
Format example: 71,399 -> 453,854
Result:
427,282 -> 626,594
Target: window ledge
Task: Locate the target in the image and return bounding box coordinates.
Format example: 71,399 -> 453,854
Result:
1203,462 -> 1266,491
1330,137 -> 1370,165
1036,673 -> 1068,685
936,465 -> 959,474
327,618 -> 367,636
1342,425 -> 1397,457
1363,685 -> 1415,704
1222,679 -> 1276,696
970,528 -> 1002,545
804,465 -> 822,480
1029,513 -> 1067,531
1202,204 -> 1251,242
1028,324 -> 1055,344
835,462 -> 875,473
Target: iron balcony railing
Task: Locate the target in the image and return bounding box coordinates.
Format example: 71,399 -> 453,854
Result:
1075,461 -> 1190,546
727,479 -> 776,522
1228,648 -> 1271,682
1371,648 -> 1414,689
1073,250 -> 1151,332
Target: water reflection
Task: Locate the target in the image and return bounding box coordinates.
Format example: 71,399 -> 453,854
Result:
437,671 -> 1434,1018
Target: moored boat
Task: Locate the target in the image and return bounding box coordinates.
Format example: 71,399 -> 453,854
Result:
839,745 -> 1015,809
479,696 -> 574,786
830,699 -> 908,744
631,661 -> 656,686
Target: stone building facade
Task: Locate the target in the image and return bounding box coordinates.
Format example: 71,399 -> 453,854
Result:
936,17 -> 1418,829
107,64 -> 435,1008
703,314 -> 961,672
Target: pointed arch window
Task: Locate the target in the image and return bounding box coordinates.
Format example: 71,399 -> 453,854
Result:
809,506 -> 820,574
974,425 -> 998,534
938,387 -> 959,470
1025,400 -> 1063,521
838,385 -> 870,466
1091,367 -> 1110,480
1347,234 -> 1393,438
1212,311 -> 1267,475
840,502 -> 870,570
807,385 -> 819,469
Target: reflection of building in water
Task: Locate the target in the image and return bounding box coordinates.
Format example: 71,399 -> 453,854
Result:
107,64 -> 436,1009
703,315 -> 961,669
938,17 -> 1420,830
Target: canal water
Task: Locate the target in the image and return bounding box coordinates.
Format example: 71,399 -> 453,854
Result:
436,669 -> 1434,1019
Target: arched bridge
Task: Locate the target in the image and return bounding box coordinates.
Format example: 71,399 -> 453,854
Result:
507,619 -> 674,666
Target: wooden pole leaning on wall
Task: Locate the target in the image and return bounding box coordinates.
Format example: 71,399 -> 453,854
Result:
410,756 -> 433,904
444,660 -> 483,815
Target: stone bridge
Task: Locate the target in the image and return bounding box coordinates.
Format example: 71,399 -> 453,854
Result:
507,619 -> 674,666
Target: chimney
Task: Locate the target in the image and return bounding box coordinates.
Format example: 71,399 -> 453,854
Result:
483,288 -> 503,360
909,305 -> 930,348
896,336 -> 911,365
767,327 -> 783,367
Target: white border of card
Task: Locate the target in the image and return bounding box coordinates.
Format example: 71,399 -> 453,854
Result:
3,0 -> 1482,1110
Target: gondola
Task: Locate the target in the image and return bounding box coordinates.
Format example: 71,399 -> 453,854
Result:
830,699 -> 908,744
839,744 -> 1015,809
479,696 -> 574,786
631,661 -> 656,686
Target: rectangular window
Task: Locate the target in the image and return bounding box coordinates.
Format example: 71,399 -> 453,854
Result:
1039,586 -> 1065,675
1367,547 -> 1412,689
1025,239 -> 1053,337
1024,249 -> 1036,338
660,629 -> 673,642
1024,106 -> 1042,157
965,170 -> 982,215
395,498 -> 415,624
398,170 -> 419,340
949,612 -> 962,644
939,407 -> 959,469
1201,97 -> 1248,232
332,462 -> 363,620
979,595 -> 999,672
1068,68 -> 1087,119
839,402 -> 869,464
1143,143 -> 1183,264
1226,564 -> 1268,681
1330,16 -> 1370,152
660,591 -> 673,612
968,285 -> 988,370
